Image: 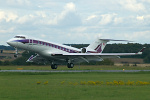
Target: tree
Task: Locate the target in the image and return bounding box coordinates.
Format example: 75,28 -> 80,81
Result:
3,61 -> 11,66
0,61 -> 3,65
144,54 -> 150,63
142,48 -> 150,63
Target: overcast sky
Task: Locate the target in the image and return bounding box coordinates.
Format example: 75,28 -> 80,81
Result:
1,0 -> 150,45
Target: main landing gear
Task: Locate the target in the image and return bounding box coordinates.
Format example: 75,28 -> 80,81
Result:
67,63 -> 74,68
50,63 -> 74,69
51,64 -> 57,69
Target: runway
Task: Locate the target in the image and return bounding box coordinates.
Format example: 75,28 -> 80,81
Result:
0,70 -> 150,73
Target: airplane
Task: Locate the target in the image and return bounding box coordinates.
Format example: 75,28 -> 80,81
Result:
7,35 -> 145,69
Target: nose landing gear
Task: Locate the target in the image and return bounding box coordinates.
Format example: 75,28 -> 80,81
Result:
14,48 -> 18,58
14,54 -> 18,58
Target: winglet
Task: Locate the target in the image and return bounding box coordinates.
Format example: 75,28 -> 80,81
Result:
137,47 -> 146,54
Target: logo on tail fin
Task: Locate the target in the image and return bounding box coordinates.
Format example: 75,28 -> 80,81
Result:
94,44 -> 102,53
94,43 -> 106,53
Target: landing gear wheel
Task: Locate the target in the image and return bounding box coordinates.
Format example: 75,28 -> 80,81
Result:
67,63 -> 74,68
51,64 -> 57,69
14,54 -> 18,58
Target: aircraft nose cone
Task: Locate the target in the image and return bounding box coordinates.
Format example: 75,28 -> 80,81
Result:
7,39 -> 15,46
7,40 -> 11,45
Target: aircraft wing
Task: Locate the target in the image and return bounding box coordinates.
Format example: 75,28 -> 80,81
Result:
27,47 -> 145,64
50,47 -> 145,63
53,47 -> 145,56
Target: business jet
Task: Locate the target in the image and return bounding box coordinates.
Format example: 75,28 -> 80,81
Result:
7,35 -> 145,69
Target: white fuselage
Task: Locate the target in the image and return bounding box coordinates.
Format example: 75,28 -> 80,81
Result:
7,35 -> 81,57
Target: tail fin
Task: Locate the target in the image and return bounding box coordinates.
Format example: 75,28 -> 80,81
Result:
87,39 -> 130,53
86,39 -> 108,53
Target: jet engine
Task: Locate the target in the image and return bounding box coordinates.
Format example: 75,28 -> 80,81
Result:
81,47 -> 86,53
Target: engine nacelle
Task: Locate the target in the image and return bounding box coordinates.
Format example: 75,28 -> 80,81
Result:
81,48 -> 86,53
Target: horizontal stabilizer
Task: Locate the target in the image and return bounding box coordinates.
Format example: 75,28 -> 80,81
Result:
99,39 -> 133,42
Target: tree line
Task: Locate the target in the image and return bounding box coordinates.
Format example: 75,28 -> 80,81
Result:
0,43 -> 150,66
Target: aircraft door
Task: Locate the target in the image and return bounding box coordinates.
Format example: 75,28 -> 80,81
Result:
28,39 -> 33,50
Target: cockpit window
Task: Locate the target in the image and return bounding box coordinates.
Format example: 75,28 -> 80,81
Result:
14,36 -> 20,38
14,36 -> 26,39
20,36 -> 26,39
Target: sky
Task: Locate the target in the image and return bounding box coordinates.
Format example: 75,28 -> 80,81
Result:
0,0 -> 150,45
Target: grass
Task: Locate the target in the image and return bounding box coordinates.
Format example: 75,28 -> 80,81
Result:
0,72 -> 150,100
0,65 -> 150,70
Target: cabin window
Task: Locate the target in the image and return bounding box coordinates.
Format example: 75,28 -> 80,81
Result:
68,49 -> 70,52
33,40 -> 37,44
64,48 -> 66,51
30,40 -> 32,43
